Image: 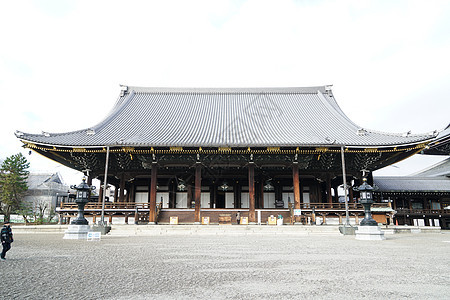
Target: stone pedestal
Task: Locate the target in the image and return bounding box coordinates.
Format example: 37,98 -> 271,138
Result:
339,225 -> 356,235
92,224 -> 111,235
355,226 -> 385,240
63,225 -> 91,240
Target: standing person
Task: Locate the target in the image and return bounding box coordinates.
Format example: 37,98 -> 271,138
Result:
236,211 -> 241,225
1,221 -> 13,260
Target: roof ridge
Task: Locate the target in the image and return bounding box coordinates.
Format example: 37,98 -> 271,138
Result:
126,86 -> 328,94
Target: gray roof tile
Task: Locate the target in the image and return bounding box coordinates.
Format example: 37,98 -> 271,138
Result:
16,86 -> 436,148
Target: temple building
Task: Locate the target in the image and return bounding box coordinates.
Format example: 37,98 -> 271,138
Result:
15,86 -> 447,225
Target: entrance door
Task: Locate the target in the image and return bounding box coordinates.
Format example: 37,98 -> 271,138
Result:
201,192 -> 210,208
282,192 -> 294,208
135,192 -> 148,204
225,193 -> 234,208
241,192 -> 249,208
264,193 -> 276,208
216,191 -> 225,208
156,192 -> 169,208
302,192 -> 310,208
176,193 -> 188,208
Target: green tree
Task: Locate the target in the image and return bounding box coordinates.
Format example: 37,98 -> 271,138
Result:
0,153 -> 30,222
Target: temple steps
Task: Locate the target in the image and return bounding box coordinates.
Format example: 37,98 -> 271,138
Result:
108,224 -> 341,236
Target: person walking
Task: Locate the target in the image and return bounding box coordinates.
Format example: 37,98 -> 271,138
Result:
236,211 -> 241,225
1,221 -> 13,260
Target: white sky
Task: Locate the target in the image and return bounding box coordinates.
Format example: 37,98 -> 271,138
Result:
1,0 -> 449,185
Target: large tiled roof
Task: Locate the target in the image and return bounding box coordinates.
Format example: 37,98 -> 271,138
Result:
16,86 -> 436,148
374,176 -> 450,192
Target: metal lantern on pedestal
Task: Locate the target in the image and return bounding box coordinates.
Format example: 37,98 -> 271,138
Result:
354,177 -> 378,226
70,177 -> 95,225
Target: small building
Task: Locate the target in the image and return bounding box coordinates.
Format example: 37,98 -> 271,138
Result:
23,173 -> 70,218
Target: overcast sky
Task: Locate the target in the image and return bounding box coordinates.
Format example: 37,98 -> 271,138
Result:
1,0 -> 449,185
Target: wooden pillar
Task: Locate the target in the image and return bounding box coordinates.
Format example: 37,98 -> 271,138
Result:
114,185 -> 119,202
187,184 -> 193,208
129,182 -> 135,203
211,183 -> 217,208
148,163 -> 158,224
234,181 -> 241,209
109,214 -> 113,224
98,180 -> 103,203
349,182 -> 354,203
293,162 -> 301,223
194,163 -> 201,223
125,214 -> 129,224
248,162 -> 256,223
317,183 -> 322,205
259,177 -> 265,209
169,180 -> 176,208
326,174 -> 332,205
333,186 -> 339,203
119,173 -> 125,202
93,215 -> 97,223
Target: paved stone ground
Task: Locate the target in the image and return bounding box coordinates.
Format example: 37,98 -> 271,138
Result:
1,232 -> 449,300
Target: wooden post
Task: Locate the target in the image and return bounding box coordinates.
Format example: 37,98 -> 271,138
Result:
194,163 -> 201,223
114,185 -> 119,202
248,162 -> 256,223
129,182 -> 135,203
326,173 -> 332,206
349,183 -> 354,203
259,176 -> 265,209
212,183 -> 217,208
134,208 -> 139,224
119,173 -> 125,202
148,163 -> 158,224
234,181 -> 241,209
124,214 -> 129,224
98,180 -> 103,203
292,162 -> 301,223
169,180 -> 176,208
333,186 -> 339,204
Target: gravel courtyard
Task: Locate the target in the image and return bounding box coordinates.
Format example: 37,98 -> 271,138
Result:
1,232 -> 449,300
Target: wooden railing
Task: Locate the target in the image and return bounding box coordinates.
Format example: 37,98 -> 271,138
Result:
60,202 -> 148,210
59,202 -> 391,211
395,208 -> 449,215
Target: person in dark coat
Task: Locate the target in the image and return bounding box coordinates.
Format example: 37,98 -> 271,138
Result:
1,221 -> 13,260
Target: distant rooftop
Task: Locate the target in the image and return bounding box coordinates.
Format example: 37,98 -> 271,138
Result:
374,176 -> 450,192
